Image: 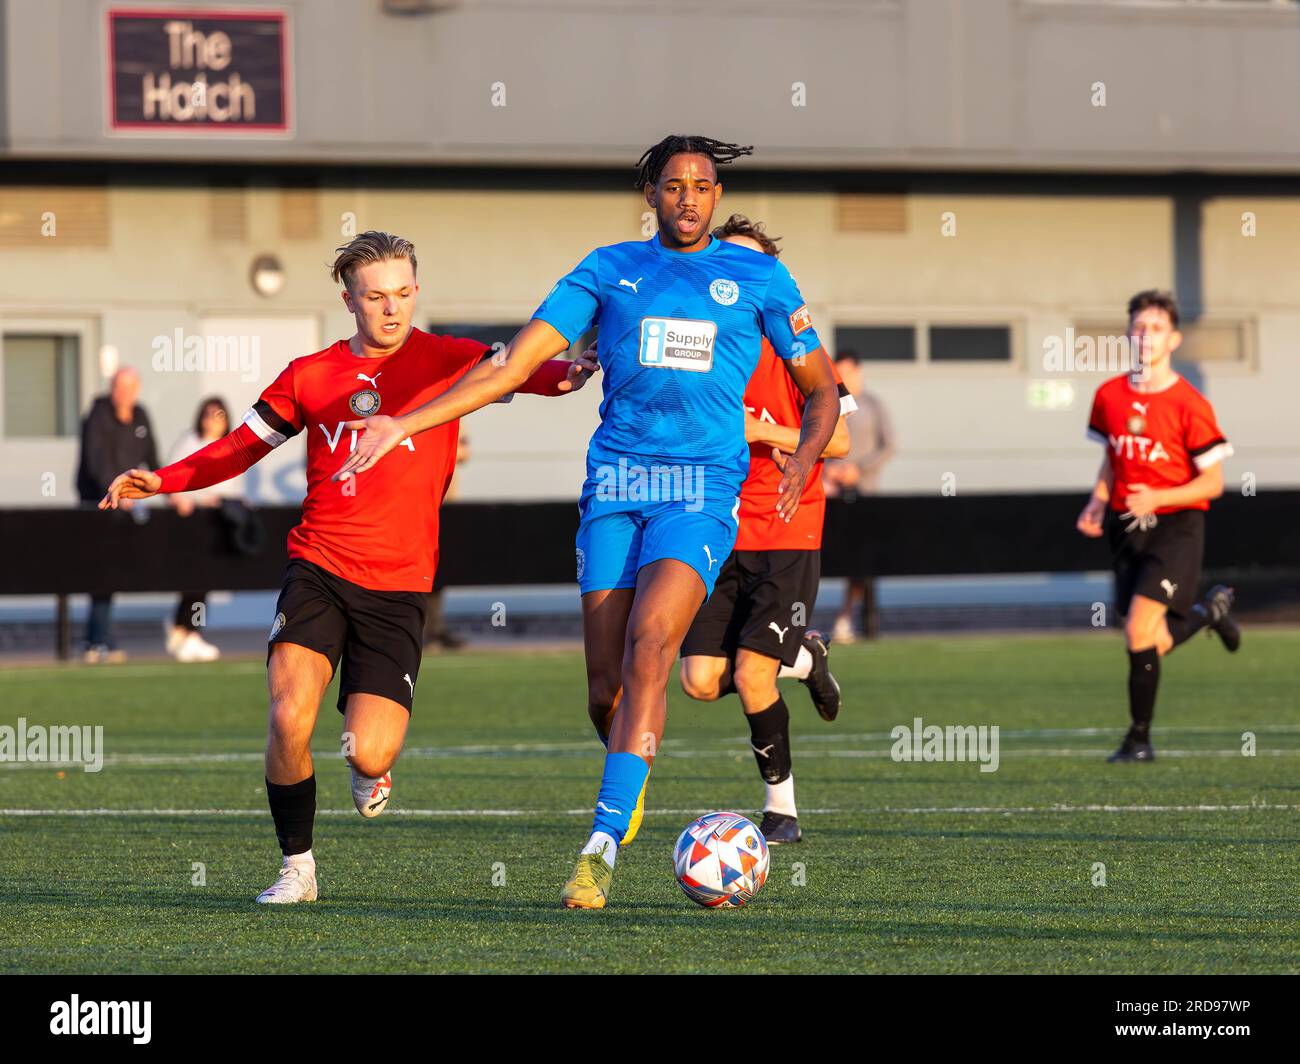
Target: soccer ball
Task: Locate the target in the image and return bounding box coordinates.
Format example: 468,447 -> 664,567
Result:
672,811 -> 770,907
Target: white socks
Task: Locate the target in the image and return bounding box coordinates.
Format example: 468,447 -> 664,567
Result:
777,645 -> 812,680
285,849 -> 314,868
765,776 -> 798,817
582,832 -> 618,868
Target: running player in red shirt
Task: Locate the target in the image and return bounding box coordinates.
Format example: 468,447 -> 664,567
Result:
679,215 -> 855,843
1077,289 -> 1241,763
99,231 -> 593,903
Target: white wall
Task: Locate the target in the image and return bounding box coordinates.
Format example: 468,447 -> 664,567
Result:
0,182 -> 1293,507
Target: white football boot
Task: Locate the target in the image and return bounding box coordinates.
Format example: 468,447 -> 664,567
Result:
350,766 -> 392,818
255,860 -> 318,904
164,623 -> 186,658
176,631 -> 220,663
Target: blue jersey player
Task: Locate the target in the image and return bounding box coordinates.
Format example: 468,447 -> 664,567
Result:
335,135 -> 841,909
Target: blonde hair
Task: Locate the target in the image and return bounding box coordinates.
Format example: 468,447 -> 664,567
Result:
331,230 -> 418,290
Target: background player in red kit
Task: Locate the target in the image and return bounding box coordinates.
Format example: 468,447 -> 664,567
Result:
1077,289 -> 1241,763
679,215 -> 856,843
99,231 -> 593,903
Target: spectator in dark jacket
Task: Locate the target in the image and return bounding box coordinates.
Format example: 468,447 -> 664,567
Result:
75,367 -> 158,662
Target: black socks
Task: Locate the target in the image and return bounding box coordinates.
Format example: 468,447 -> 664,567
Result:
746,696 -> 792,784
1127,649 -> 1160,741
266,774 -> 316,856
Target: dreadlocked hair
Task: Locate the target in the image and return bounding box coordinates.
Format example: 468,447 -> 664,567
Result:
634,135 -> 754,189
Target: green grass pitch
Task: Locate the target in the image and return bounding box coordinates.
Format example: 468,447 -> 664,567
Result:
1,628 -> 1297,974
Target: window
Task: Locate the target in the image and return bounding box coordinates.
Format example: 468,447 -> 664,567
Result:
834,325 -> 915,362
428,322 -> 524,353
835,323 -> 1015,364
3,333 -> 81,437
1073,320 -> 1249,365
428,321 -> 596,357
929,325 -> 1012,362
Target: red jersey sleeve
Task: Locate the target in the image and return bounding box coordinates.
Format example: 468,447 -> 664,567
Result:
157,362 -> 307,493
156,423 -> 271,494
1087,386 -> 1110,445
515,359 -> 575,397
1184,393 -> 1232,471
245,361 -> 305,447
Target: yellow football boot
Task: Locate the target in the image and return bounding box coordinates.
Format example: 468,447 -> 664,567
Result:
560,845 -> 614,909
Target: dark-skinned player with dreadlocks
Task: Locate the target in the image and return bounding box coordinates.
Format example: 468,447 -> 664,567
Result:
333,135 -> 840,909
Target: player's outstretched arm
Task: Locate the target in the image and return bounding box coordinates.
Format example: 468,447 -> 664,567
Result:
99,468 -> 162,509
99,423 -> 272,510
334,319 -> 572,481
746,410 -> 850,460
773,349 -> 841,522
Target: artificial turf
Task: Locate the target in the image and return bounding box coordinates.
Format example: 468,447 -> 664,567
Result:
1,628 -> 1297,973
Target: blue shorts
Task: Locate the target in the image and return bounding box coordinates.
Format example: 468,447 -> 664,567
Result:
576,497 -> 739,597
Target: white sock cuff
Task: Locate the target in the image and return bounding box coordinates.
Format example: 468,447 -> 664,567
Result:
582,832 -> 618,867
764,776 -> 798,817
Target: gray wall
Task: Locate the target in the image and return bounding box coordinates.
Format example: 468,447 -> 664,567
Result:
4,0 -> 1299,171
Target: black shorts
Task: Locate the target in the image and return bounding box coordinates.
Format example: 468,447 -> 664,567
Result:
1107,508 -> 1205,619
681,549 -> 820,667
267,559 -> 428,714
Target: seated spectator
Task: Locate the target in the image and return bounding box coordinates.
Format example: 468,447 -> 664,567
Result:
75,366 -> 157,663
166,397 -> 243,662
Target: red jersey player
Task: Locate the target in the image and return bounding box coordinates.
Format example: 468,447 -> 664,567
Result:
678,215 -> 856,843
1077,289 -> 1240,763
100,231 -> 594,903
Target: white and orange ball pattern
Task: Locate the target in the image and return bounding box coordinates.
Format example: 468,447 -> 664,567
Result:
672,811 -> 770,907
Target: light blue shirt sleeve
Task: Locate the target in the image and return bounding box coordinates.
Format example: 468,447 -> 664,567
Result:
532,249 -> 602,344
761,259 -> 823,360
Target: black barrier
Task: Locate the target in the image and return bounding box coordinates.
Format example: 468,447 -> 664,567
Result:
1,492 -> 1295,596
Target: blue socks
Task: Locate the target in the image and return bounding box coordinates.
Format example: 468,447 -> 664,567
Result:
589,751 -> 649,844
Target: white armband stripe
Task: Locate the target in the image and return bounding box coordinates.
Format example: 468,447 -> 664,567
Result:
1193,441 -> 1233,471
243,408 -> 287,449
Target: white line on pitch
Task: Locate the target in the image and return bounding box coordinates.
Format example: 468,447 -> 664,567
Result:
3,743 -> 1298,770
0,654 -> 574,681
3,803 -> 1300,818
0,807 -> 812,818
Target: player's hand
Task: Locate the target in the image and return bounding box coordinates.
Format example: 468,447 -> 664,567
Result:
743,411 -> 766,444
1076,497 -> 1106,538
558,348 -> 600,393
99,468 -> 162,509
1122,483 -> 1162,519
333,415 -> 408,481
772,448 -> 810,524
